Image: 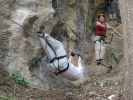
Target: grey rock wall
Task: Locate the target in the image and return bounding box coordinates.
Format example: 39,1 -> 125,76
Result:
0,0 -> 123,90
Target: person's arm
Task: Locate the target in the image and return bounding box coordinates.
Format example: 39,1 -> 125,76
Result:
78,56 -> 82,67
69,55 -> 72,62
96,21 -> 106,28
69,48 -> 73,56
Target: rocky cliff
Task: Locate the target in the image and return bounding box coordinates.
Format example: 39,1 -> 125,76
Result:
0,0 -> 94,89
0,0 -> 123,90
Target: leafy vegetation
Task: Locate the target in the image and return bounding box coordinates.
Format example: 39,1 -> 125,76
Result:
0,96 -> 16,100
11,71 -> 31,86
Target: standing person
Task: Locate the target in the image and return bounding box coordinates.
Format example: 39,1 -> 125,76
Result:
95,14 -> 120,71
95,14 -> 107,65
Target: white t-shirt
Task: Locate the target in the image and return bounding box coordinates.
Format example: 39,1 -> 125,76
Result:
60,56 -> 84,81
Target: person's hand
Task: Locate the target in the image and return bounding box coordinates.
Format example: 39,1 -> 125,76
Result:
69,48 -> 73,52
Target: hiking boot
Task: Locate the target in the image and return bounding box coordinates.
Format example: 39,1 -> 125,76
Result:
37,31 -> 45,38
96,60 -> 101,65
96,59 -> 104,65
107,65 -> 113,73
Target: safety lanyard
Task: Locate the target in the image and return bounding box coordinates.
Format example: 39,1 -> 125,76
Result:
44,36 -> 69,74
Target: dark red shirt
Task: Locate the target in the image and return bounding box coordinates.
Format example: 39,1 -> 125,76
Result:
96,22 -> 107,36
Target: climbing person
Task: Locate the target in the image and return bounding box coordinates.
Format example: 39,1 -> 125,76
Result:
37,32 -> 84,81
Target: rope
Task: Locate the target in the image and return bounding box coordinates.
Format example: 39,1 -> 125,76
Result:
110,33 -> 113,44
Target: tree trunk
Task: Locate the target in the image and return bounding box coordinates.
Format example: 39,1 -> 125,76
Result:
119,0 -> 133,99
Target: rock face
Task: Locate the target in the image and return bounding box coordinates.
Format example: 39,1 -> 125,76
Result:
3,0 -> 61,89
0,0 -> 93,89
0,0 -> 123,90
51,0 -> 95,64
119,0 -> 133,99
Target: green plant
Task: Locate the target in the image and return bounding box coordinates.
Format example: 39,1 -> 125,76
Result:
11,71 -> 31,86
0,96 -> 16,100
111,48 -> 123,64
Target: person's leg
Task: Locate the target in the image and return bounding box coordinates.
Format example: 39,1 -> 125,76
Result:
39,32 -> 68,70
94,36 -> 100,58
39,37 -> 56,60
95,43 -> 100,65
95,37 -> 106,65
45,34 -> 67,57
95,40 -> 101,64
99,41 -> 106,60
45,34 -> 64,50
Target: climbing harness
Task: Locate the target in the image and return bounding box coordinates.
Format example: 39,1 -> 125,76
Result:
38,32 -> 69,75
45,35 -> 69,75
